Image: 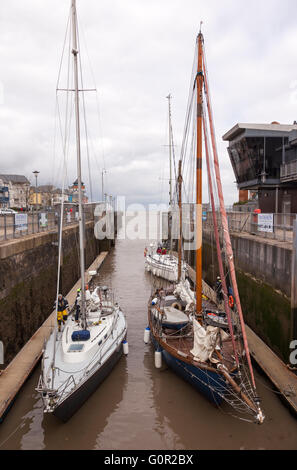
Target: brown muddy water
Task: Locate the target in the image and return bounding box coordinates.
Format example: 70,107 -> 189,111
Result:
0,238 -> 296,450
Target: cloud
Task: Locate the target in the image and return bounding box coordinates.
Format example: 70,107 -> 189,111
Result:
0,0 -> 296,205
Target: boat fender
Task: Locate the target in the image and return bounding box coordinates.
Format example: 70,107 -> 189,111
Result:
72,330 -> 90,342
151,298 -> 158,306
144,327 -> 150,344
123,340 -> 129,355
171,302 -> 182,311
155,350 -> 162,369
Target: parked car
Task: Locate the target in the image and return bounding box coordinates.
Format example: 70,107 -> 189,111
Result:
0,209 -> 17,215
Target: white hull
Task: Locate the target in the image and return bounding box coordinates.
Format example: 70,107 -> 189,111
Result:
145,253 -> 186,282
37,287 -> 127,420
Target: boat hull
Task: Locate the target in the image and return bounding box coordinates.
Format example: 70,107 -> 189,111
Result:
145,254 -> 186,282
151,336 -> 225,406
52,342 -> 124,422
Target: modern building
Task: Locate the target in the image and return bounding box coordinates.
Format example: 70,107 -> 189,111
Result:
0,175 -> 30,209
223,123 -> 297,214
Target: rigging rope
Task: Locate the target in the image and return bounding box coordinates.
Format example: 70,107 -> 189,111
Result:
77,20 -> 93,203
78,16 -> 107,192
202,40 -> 257,391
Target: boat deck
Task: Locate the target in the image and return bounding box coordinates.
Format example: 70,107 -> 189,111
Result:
171,256 -> 297,415
162,328 -> 239,372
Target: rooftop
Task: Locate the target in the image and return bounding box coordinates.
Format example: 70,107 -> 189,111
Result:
0,174 -> 30,185
223,123 -> 297,142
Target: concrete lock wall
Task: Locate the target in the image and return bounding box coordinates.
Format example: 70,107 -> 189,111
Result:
202,230 -> 292,362
0,221 -> 110,368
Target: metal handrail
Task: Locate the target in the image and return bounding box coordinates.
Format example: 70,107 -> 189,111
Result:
281,159 -> 297,179
0,209 -> 94,242
203,211 -> 295,243
55,374 -> 76,406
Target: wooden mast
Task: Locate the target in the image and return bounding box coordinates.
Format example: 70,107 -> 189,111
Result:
196,31 -> 203,316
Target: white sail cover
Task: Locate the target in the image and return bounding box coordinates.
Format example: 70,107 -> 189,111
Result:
190,319 -> 229,363
174,280 -> 195,312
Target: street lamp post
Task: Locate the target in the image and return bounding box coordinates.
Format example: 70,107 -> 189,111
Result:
33,171 -> 40,210
33,171 -> 40,188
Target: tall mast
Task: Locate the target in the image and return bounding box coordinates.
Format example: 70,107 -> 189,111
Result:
202,115 -> 239,366
178,160 -> 183,280
202,45 -> 257,389
71,0 -> 86,328
195,31 -> 204,316
167,94 -> 173,254
167,94 -> 173,208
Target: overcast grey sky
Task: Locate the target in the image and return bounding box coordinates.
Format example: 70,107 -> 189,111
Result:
1,0 -> 297,206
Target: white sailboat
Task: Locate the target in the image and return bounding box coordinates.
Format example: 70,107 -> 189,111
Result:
36,0 -> 127,422
145,95 -> 186,282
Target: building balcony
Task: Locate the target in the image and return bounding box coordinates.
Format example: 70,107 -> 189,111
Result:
280,160 -> 297,183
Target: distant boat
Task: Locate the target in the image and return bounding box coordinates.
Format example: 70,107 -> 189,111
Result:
147,29 -> 265,424
36,0 -> 127,422
145,95 -> 186,282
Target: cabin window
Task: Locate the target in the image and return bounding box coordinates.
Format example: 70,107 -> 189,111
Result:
68,344 -> 84,352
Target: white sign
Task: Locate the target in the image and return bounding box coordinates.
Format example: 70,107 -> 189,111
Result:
15,213 -> 28,231
39,213 -> 48,227
67,212 -> 71,223
258,213 -> 274,233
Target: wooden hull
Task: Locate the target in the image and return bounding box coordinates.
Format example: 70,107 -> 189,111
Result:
52,342 -> 124,422
151,335 -> 225,405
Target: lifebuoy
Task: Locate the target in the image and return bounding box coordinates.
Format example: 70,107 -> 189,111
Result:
229,295 -> 234,309
171,302 -> 182,311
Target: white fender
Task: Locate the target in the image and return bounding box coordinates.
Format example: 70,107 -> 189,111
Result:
144,327 -> 150,344
155,350 -> 162,369
123,340 -> 129,355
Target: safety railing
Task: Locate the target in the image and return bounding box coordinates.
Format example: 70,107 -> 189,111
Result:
0,206 -> 95,243
280,159 -> 297,182
203,211 -> 295,243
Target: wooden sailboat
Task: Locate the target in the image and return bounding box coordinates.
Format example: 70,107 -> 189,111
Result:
147,30 -> 265,424
36,0 -> 127,422
145,94 -> 186,282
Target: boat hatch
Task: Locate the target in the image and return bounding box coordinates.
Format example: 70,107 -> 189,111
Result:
72,330 -> 90,342
68,344 -> 84,353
